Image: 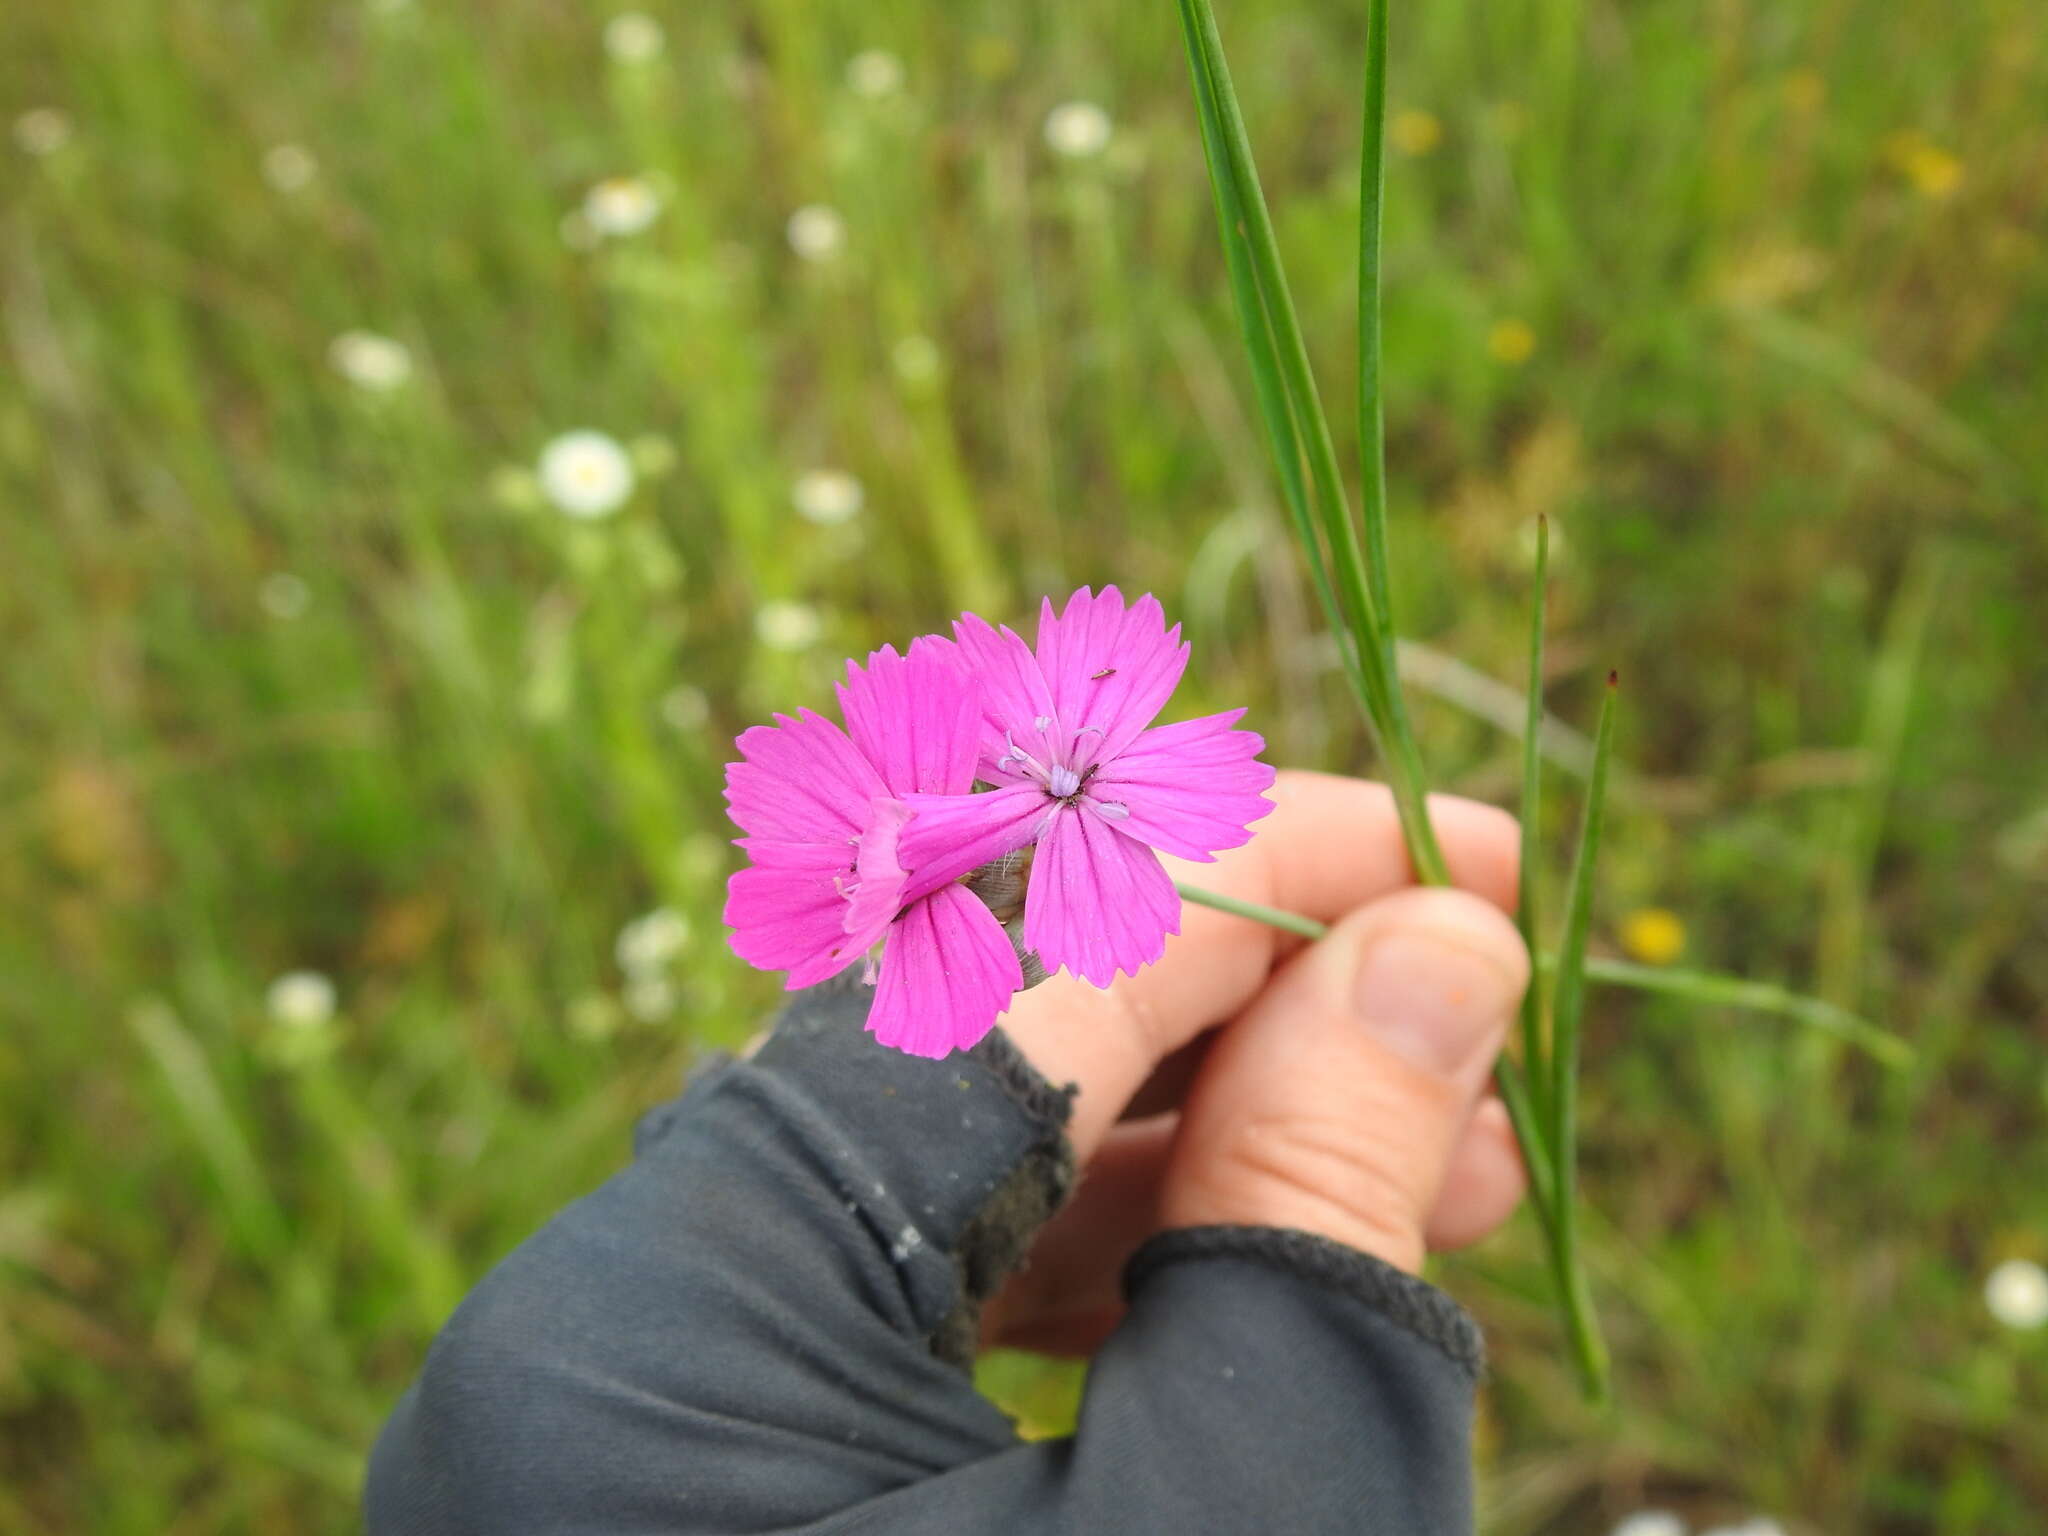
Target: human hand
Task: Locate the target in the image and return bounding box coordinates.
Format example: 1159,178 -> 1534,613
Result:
984,769 -> 1528,1355
368,769 -> 1527,1535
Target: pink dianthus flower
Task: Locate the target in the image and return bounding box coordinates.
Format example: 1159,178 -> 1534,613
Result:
868,586 -> 1276,988
722,640 -> 1023,1057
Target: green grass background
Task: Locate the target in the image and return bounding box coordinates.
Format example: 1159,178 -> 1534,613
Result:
4,0 -> 2046,1529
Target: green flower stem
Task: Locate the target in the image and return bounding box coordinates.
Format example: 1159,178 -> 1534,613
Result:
1171,880 -> 1909,1067
1171,880 -> 1328,939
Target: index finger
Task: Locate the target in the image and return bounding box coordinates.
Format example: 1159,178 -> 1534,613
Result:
997,770 -> 1519,1161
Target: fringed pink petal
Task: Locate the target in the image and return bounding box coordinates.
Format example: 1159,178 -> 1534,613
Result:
724,708 -> 890,844
865,885 -> 1024,1059
1031,586 -> 1189,770
1023,805 -> 1181,988
835,640 -> 984,799
891,782 -> 1050,905
951,612 -> 1061,785
724,850 -> 861,990
1085,709 -> 1277,862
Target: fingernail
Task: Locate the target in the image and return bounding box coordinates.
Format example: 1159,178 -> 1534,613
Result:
1352,928 -> 1521,1076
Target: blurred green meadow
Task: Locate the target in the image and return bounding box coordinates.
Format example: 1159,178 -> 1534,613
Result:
4,0 -> 2047,1529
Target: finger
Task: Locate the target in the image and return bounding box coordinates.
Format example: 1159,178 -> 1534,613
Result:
1423,1097 -> 1527,1252
1157,887 -> 1529,1273
980,1116 -> 1175,1356
1001,772 -> 1518,1162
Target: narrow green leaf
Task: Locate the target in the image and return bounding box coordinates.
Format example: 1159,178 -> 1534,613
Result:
1356,0 -> 1394,647
1177,0 -> 1448,885
1550,677 -> 1616,1114
1176,878 -> 1906,1066
1492,1053 -> 1558,1230
1817,543 -> 1945,1010
1548,673 -> 1619,1401
1517,517 -> 1552,1124
1578,957 -> 1914,1068
1177,15 -> 1343,672
128,999 -> 289,1262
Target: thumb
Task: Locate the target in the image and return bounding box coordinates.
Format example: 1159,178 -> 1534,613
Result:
1157,887 -> 1529,1274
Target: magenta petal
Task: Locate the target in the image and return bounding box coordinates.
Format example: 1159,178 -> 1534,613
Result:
865,886 -> 1024,1059
893,782 -> 1049,904
835,641 -> 983,798
725,709 -> 890,843
1032,586 -> 1190,769
1086,709 -> 1277,862
1023,805 -> 1180,988
951,612 -> 1061,783
724,849 -> 860,990
840,799 -> 910,958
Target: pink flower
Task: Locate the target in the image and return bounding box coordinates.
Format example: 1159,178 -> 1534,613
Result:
722,641 -> 1024,1058
877,587 -> 1276,987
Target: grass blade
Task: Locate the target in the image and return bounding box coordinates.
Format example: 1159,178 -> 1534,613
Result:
1817,543 -> 1945,1010
1356,0 -> 1394,649
1548,673 -> 1619,1401
1492,1053 -> 1558,1230
1517,517 -> 1552,1124
1579,957 -> 1914,1068
1177,0 -> 1448,885
1177,14 -> 1340,669
128,999 -> 289,1262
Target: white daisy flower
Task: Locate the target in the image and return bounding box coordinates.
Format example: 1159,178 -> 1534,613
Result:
660,684 -> 710,733
538,430 -> 635,519
792,469 -> 863,526
604,12 -> 665,63
262,143 -> 318,194
267,971 -> 337,1029
623,974 -> 677,1023
1612,1514 -> 1688,1536
328,330 -> 414,392
616,907 -> 691,976
1044,100 -> 1112,159
755,600 -> 823,653
786,203 -> 846,262
258,572 -> 312,620
583,176 -> 662,238
846,49 -> 905,99
14,108 -> 74,158
1701,1521 -> 1786,1536
1986,1258 -> 2048,1330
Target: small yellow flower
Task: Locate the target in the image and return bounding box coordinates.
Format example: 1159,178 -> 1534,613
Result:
1620,907 -> 1686,967
1781,69 -> 1827,116
1884,131 -> 1963,200
1391,109 -> 1442,157
1487,318 -> 1536,366
1904,144 -> 1962,199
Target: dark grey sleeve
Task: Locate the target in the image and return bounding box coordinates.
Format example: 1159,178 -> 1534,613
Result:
365,980 -> 1485,1534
